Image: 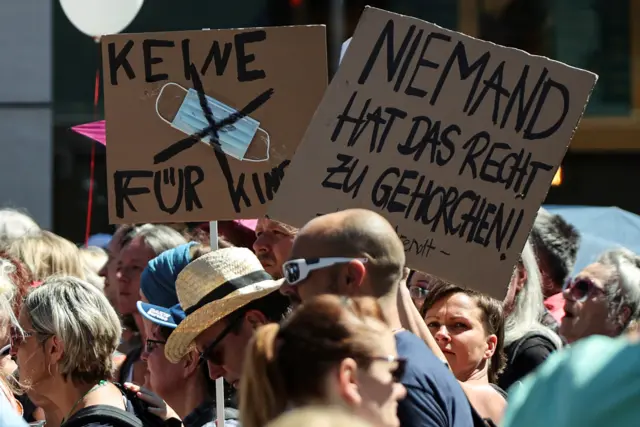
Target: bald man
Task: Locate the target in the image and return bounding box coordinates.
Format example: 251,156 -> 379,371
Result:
282,209 -> 474,427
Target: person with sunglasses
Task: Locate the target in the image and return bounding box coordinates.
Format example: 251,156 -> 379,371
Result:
241,294 -> 407,427
560,247 -> 640,344
0,258 -> 25,421
281,209 -> 474,427
134,241 -> 239,427
163,248 -> 291,391
12,276 -> 148,427
135,302 -> 239,427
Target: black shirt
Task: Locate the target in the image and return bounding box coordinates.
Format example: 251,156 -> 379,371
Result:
62,400 -> 139,427
498,333 -> 558,391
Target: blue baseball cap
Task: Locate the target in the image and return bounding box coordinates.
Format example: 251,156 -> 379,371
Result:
140,242 -> 197,308
137,301 -> 186,329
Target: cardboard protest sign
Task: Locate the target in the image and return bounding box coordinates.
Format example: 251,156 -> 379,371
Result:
268,7 -> 597,298
102,26 -> 327,224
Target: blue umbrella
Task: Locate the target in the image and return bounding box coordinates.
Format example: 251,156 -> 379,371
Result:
85,233 -> 112,249
543,205 -> 640,274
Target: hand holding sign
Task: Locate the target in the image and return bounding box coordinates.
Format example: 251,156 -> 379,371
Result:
102,26 -> 328,224
268,7 -> 597,298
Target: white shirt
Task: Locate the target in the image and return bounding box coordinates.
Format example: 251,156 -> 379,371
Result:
0,391 -> 28,427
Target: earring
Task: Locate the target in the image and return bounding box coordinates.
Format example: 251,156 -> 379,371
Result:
47,364 -> 53,377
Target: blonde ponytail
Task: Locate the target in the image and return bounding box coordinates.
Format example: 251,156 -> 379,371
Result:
240,323 -> 287,427
0,257 -> 19,338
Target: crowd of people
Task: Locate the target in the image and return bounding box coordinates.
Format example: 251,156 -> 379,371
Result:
0,205 -> 639,427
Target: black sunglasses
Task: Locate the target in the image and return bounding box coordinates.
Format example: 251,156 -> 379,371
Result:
564,277 -> 604,303
199,316 -> 242,365
145,339 -> 166,354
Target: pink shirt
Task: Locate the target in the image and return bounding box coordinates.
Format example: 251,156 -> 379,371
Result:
544,292 -> 565,323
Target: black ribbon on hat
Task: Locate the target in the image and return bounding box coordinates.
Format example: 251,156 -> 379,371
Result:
185,270 -> 273,316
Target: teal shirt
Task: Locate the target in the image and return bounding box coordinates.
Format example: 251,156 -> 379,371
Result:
503,335 -> 640,427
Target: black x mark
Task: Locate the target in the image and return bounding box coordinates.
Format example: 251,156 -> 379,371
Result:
153,63 -> 274,165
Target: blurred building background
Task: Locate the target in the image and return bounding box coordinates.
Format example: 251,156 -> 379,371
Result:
0,0 -> 638,242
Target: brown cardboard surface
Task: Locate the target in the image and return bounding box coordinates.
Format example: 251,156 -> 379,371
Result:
102,26 -> 327,224
268,7 -> 597,298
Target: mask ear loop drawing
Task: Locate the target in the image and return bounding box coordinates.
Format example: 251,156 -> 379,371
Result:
242,128 -> 270,163
155,82 -> 189,127
155,81 -> 270,163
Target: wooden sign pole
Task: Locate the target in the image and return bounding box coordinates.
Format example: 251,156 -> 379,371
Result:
210,220 -> 225,427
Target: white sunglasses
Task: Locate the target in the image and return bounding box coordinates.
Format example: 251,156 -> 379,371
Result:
282,257 -> 368,285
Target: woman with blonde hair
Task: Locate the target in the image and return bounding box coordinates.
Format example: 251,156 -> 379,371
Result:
12,276 -> 147,427
0,252 -> 48,424
5,230 -> 85,281
241,295 -> 407,427
0,255 -> 23,416
0,208 -> 39,248
79,246 -> 108,291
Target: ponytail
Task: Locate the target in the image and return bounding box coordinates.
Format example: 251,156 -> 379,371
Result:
240,323 -> 286,427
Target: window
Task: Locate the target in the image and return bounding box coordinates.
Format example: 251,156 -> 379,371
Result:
477,0 -> 631,116
458,0 -> 640,151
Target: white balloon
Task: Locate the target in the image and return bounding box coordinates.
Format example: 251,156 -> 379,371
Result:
60,0 -> 145,37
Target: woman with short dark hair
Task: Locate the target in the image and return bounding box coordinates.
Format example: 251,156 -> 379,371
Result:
421,283 -> 507,424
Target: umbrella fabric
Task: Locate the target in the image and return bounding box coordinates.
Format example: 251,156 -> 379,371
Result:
340,38 -> 351,63
234,219 -> 257,231
86,233 -> 112,249
543,205 -> 640,274
71,120 -> 106,146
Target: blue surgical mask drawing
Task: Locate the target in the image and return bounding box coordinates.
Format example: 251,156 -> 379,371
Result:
156,82 -> 270,162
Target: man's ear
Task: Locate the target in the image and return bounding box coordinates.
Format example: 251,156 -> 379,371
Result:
182,350 -> 201,378
245,310 -> 269,330
345,260 -> 367,291
617,305 -> 632,332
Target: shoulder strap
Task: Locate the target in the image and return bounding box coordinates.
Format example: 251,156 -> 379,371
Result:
463,390 -> 499,427
488,383 -> 508,400
118,346 -> 142,384
63,405 -> 142,427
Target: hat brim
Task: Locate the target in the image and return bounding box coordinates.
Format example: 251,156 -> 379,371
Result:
164,278 -> 283,363
137,301 -> 178,329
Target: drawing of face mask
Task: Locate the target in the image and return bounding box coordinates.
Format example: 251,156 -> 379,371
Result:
155,82 -> 270,162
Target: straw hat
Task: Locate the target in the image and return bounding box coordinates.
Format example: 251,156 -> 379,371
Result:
164,247 -> 283,363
